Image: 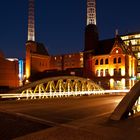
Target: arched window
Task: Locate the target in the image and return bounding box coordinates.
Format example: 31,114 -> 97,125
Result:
96,70 -> 99,76
95,59 -> 98,65
118,57 -> 121,63
113,58 -> 117,64
105,69 -> 109,76
114,69 -> 117,75
118,68 -> 121,75
100,69 -> 103,77
100,59 -> 103,65
105,59 -> 109,64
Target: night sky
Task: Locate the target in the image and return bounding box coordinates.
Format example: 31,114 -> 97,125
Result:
0,0 -> 140,58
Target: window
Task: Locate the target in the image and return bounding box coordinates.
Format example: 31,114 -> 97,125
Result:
138,53 -> 140,59
118,57 -> 121,63
118,68 -> 121,75
95,59 -> 98,65
100,59 -> 103,65
105,59 -> 108,64
114,69 -> 117,75
105,69 -> 109,76
114,58 -> 117,64
100,69 -> 103,77
96,70 -> 99,76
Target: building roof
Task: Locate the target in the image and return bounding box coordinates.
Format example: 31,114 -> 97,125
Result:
95,36 -> 135,56
95,38 -> 115,55
36,42 -> 49,56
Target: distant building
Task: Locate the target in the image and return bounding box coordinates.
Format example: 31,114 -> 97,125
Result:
0,54 -> 19,89
121,32 -> 140,77
85,36 -> 137,89
25,40 -> 84,79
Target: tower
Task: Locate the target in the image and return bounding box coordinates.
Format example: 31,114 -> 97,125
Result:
84,0 -> 99,77
26,0 -> 35,79
28,0 -> 35,41
87,0 -> 96,25
84,0 -> 98,52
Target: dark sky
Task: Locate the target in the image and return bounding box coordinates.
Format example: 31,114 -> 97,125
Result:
0,0 -> 140,58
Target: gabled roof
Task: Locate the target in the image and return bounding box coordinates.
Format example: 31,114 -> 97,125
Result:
36,42 -> 49,56
95,38 -> 115,55
95,36 -> 135,56
111,35 -> 135,56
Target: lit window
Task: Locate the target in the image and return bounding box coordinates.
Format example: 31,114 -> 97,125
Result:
138,53 -> 140,59
116,50 -> 119,53
118,68 -> 121,75
100,69 -> 103,77
114,69 -> 117,75
96,70 -> 99,76
105,69 -> 109,76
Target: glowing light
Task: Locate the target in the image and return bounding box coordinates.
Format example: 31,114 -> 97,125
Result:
26,80 -> 29,84
0,89 -> 129,100
19,60 -> 24,81
129,56 -> 132,77
121,68 -> 125,76
87,0 -> 96,25
110,69 -> 114,76
6,58 -> 18,61
26,68 -> 30,79
121,78 -> 125,89
110,79 -> 114,89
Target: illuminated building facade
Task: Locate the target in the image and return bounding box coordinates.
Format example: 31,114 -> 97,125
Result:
25,41 -> 50,78
121,32 -> 140,77
86,36 -> 137,89
0,53 -> 19,89
50,53 -> 84,71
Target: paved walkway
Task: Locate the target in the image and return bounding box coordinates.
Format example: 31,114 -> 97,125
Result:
0,95 -> 139,140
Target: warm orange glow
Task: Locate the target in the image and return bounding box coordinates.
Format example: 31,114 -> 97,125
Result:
110,79 -> 114,89
121,78 -> 125,89
110,68 -> 114,76
26,67 -> 30,79
26,79 -> 29,83
129,56 -> 132,76
121,67 -> 125,76
132,58 -> 135,77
